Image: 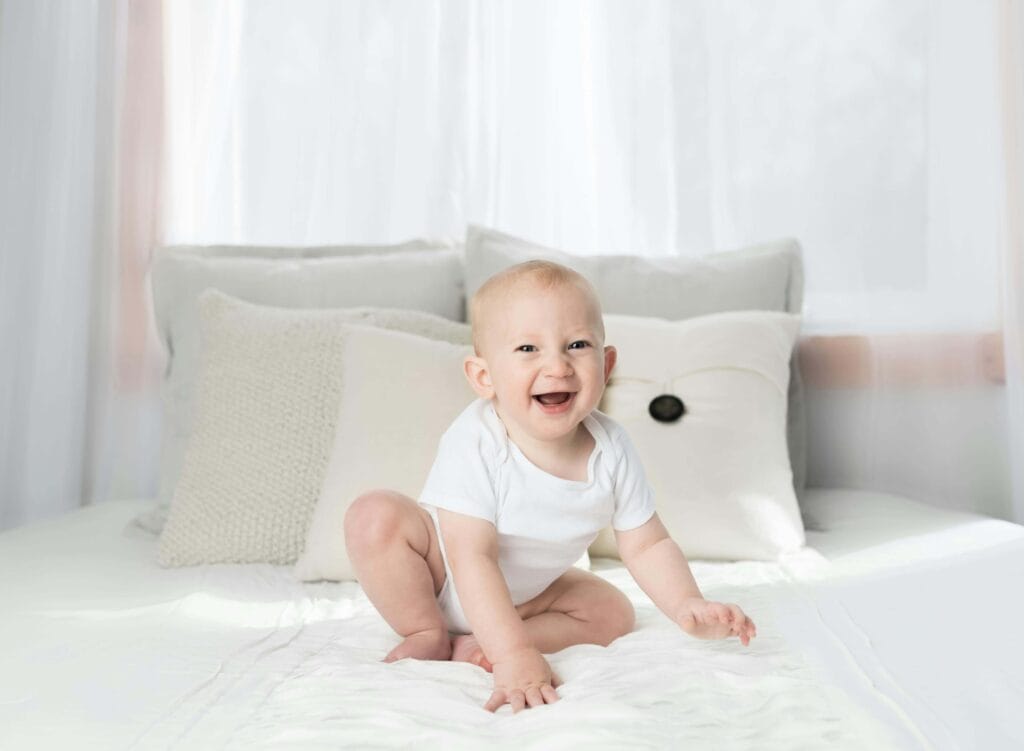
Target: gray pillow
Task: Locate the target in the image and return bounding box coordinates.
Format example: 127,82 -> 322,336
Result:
462,224 -> 807,495
139,240 -> 465,535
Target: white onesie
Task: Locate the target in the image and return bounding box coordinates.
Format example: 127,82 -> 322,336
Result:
418,397 -> 656,634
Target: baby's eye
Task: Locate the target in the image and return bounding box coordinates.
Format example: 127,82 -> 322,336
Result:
516,345 -> 537,353
569,340 -> 591,350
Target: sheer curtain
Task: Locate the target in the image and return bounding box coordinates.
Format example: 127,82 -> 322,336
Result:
999,0 -> 1024,524
0,0 -> 163,531
164,0 -> 1022,522
3,0 -> 1020,530
0,0 -> 120,530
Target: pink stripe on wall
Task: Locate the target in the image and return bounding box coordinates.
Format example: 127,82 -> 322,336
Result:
797,332 -> 1005,389
116,0 -> 164,392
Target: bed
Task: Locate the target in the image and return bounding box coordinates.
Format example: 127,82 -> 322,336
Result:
7,230 -> 1021,749
3,487 -> 1022,750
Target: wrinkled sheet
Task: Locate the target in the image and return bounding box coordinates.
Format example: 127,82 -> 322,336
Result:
1,490 -> 1021,750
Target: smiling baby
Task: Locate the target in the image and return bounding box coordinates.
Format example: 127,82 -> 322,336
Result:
343,259 -> 757,714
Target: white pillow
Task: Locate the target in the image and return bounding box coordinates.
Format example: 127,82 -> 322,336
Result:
294,324 -> 476,582
157,290 -> 470,566
141,240 -> 463,535
590,310 -> 805,561
462,224 -> 809,496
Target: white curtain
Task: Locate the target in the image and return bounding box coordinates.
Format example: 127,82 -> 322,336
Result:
164,0 -> 1022,522
0,0 -> 163,531
2,0 -> 1021,529
999,0 -> 1024,524
166,0 -> 999,324
0,0 -> 118,529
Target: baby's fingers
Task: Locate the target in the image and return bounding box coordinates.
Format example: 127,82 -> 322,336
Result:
522,684 -> 559,709
724,604 -> 757,644
696,601 -> 726,625
484,689 -> 507,713
525,686 -> 545,708
484,685 -> 559,713
509,689 -> 527,714
725,604 -> 744,628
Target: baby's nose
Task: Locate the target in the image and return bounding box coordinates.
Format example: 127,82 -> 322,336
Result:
543,352 -> 574,376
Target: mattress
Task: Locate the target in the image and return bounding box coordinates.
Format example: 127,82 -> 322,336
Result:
1,489 -> 1022,750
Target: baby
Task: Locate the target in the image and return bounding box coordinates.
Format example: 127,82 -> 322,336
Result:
344,260 -> 756,714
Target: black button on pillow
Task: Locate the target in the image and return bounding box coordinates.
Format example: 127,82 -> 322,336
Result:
648,394 -> 685,423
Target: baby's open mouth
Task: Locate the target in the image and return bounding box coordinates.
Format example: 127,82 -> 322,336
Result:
534,392 -> 574,406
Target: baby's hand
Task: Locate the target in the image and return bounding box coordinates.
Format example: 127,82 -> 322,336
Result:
484,646 -> 562,713
675,597 -> 757,646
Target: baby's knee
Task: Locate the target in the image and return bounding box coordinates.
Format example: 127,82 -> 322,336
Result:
591,588 -> 636,646
344,490 -> 403,551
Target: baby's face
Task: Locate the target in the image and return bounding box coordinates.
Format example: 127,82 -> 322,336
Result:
468,281 -> 615,445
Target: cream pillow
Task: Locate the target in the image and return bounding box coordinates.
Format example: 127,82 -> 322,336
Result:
590,310 -> 805,561
157,290 -> 470,566
295,323 -> 593,583
294,324 -> 476,582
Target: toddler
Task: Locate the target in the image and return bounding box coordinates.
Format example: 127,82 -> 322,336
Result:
344,260 -> 756,714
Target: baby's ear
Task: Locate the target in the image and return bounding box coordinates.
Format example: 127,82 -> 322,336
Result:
603,344 -> 617,384
463,355 -> 495,399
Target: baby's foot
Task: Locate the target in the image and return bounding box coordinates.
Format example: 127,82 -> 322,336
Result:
450,633 -> 493,672
383,628 -> 453,663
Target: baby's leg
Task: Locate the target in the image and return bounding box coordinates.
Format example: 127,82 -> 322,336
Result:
513,568 -> 636,654
452,567 -> 636,668
344,489 -> 452,662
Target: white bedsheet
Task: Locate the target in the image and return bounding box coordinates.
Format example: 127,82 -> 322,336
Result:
779,489 -> 1024,751
0,489 -> 1021,750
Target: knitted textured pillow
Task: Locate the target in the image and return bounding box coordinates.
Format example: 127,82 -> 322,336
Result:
143,239 -> 462,536
157,290 -> 470,566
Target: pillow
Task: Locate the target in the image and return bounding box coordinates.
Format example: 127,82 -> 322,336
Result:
462,224 -> 808,496
294,324 -> 475,582
140,239 -> 464,535
590,310 -> 805,561
157,290 -> 471,566
294,323 -> 592,582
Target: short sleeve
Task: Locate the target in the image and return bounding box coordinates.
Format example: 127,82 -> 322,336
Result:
610,427 -> 657,531
418,422 -> 499,524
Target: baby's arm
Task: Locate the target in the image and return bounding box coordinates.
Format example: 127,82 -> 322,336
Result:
437,508 -> 560,711
616,512 -> 757,645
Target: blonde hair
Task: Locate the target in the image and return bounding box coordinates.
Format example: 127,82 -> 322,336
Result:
468,259 -> 604,356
